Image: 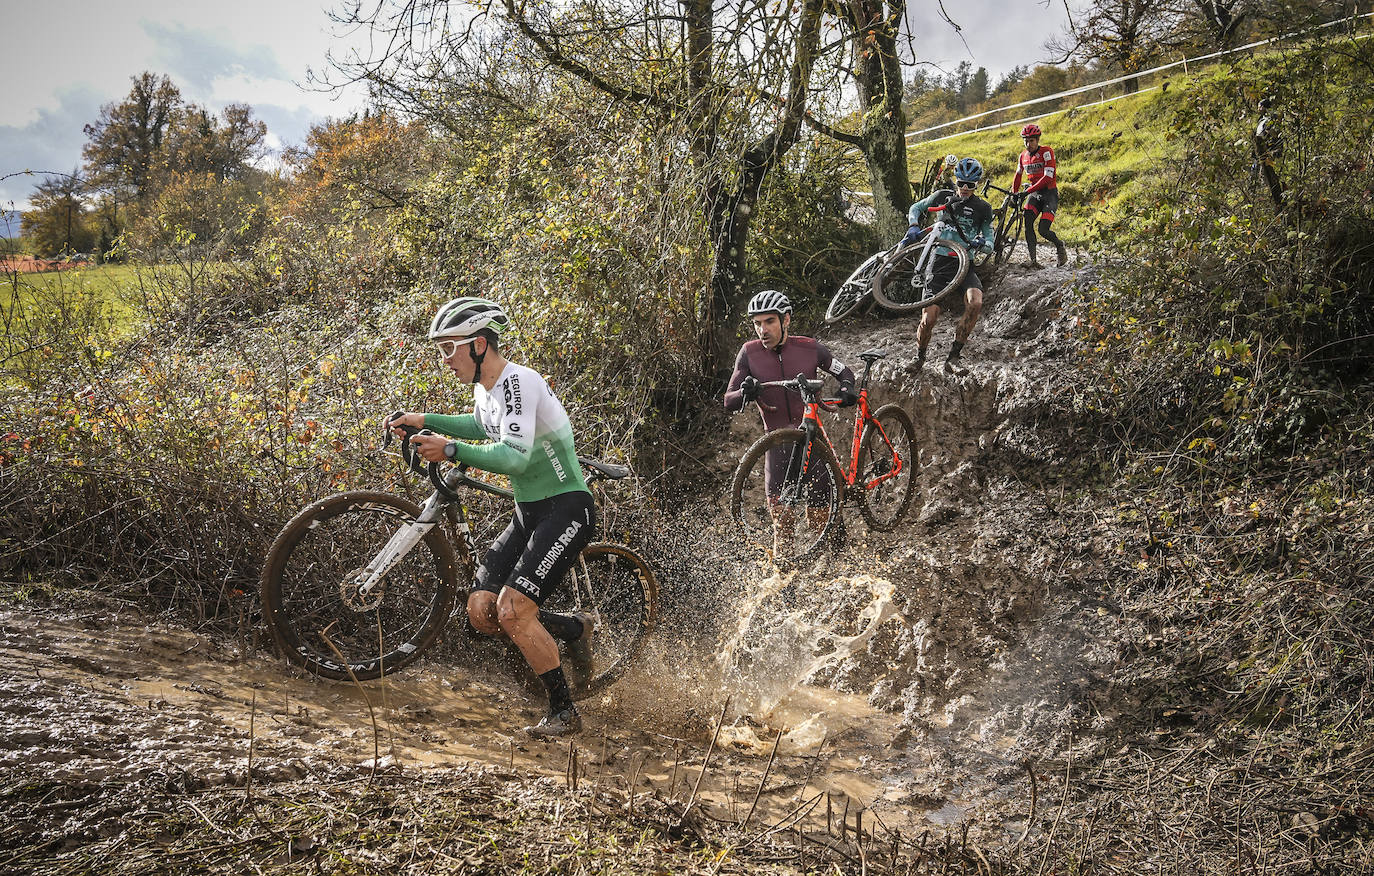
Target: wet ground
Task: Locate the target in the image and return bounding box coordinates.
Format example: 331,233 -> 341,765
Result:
2,255 -> 1126,851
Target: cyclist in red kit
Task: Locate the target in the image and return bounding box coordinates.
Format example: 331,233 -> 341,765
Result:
1012,123 -> 1068,268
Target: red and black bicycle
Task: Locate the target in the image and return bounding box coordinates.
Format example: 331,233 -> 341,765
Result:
729,349 -> 918,563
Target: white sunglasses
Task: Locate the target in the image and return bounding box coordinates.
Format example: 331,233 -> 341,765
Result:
435,336 -> 481,359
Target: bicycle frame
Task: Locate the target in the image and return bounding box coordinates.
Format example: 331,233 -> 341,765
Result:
766,356 -> 906,498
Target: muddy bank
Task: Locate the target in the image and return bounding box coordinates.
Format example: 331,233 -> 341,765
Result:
3,258 -> 1130,870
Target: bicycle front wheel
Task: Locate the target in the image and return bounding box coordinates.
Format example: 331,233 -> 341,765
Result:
730,428 -> 844,563
825,252 -> 882,324
872,238 -> 970,312
994,207 -> 1023,267
545,543 -> 658,698
260,491 -> 460,680
857,404 -> 919,531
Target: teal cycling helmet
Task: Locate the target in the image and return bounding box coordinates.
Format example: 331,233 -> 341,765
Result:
955,157 -> 984,184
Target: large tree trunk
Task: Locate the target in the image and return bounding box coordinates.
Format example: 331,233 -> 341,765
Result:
850,0 -> 911,239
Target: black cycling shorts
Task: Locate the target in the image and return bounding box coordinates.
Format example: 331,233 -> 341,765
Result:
1023,189 -> 1059,221
928,253 -> 984,309
473,489 -> 597,605
764,439 -> 835,508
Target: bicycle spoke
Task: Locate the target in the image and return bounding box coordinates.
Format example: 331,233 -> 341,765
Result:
857,405 -> 918,531
731,430 -> 842,563
261,492 -> 457,680
545,544 -> 656,697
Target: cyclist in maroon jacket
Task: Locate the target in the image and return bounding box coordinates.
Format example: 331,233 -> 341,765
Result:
723,289 -> 857,428
723,290 -> 857,559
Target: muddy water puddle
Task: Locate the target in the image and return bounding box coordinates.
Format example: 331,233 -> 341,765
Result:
0,593 -> 1014,837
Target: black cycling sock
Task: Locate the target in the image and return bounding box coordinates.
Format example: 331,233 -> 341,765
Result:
540,666 -> 575,713
538,610 -> 585,643
916,346 -> 928,363
948,341 -> 965,360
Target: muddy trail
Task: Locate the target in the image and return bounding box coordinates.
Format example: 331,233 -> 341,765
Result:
2,258 -> 1129,870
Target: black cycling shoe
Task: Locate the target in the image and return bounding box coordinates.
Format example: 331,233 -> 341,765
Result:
1055,242 -> 1068,267
525,707 -> 582,738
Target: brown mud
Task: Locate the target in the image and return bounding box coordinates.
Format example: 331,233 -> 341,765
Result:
2,257 -> 1123,867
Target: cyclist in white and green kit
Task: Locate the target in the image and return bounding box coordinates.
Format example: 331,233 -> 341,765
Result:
388,297 -> 594,738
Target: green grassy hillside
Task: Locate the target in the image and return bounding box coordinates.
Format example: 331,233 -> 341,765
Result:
903,30 -> 1371,248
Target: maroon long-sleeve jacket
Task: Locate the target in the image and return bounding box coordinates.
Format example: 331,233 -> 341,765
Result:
723,336 -> 856,431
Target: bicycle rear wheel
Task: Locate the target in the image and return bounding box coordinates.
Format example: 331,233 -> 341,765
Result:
544,543 -> 658,698
260,491 -> 460,680
825,252 -> 882,324
856,404 -> 918,531
730,428 -> 844,564
872,238 -> 970,312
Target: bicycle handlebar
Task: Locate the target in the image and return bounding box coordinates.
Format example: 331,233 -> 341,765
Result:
758,375 -> 845,410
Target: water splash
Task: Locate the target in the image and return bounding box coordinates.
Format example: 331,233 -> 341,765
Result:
717,572 -> 903,724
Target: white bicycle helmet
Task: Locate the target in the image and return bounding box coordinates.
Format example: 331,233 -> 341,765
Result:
428,297 -> 509,340
944,153 -> 958,168
746,289 -> 793,316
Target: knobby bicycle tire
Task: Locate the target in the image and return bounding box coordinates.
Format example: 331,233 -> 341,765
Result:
730,428 -> 844,563
856,404 -> 919,531
825,252 -> 882,324
544,543 -> 658,698
994,206 -> 1024,267
261,490 -> 460,681
871,238 -> 970,312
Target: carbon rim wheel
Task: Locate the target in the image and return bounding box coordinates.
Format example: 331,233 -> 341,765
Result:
730,428 -> 844,563
825,252 -> 882,324
856,404 -> 919,531
260,491 -> 459,680
544,543 -> 657,698
872,238 -> 970,312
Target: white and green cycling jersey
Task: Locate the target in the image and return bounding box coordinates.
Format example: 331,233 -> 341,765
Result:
424,362 -> 589,503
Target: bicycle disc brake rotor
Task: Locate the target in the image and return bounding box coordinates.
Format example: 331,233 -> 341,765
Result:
340,566 -> 386,612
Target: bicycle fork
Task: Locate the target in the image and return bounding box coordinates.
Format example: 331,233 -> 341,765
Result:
353,492 -> 449,599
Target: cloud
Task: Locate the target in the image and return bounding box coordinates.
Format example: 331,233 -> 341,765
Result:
143,20 -> 288,95
0,85 -> 104,211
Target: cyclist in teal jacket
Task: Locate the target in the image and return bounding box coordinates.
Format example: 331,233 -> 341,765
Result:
904,157 -> 995,374
388,297 -> 594,739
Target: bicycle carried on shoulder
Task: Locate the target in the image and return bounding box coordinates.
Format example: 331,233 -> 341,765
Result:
870,205 -> 971,313
729,349 -> 918,563
824,242 -> 903,324
259,422 -> 657,697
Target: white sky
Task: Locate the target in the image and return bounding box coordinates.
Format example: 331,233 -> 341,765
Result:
1,0 -> 1067,215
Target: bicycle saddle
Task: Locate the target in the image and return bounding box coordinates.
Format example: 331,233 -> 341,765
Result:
579,457 -> 630,480
857,349 -> 887,362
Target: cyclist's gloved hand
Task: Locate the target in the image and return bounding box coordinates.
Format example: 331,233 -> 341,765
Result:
838,386 -> 859,408
740,375 -> 760,403
901,225 -> 925,247
971,234 -> 990,254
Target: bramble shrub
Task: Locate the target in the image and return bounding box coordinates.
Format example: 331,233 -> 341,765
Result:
1076,37 -> 1374,469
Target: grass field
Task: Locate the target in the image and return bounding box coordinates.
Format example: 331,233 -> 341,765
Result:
2,263 -> 145,321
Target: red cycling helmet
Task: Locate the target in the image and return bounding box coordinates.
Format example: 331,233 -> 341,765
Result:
1020,123 -> 1042,138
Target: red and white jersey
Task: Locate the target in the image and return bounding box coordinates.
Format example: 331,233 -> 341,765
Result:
1013,145 -> 1058,193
